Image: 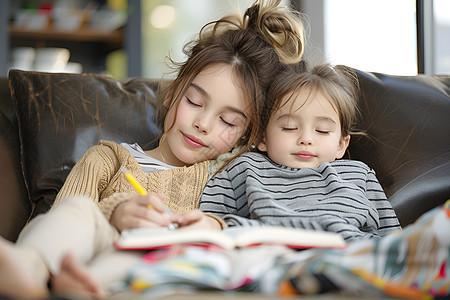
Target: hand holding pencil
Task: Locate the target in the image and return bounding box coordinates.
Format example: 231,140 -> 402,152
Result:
108,167 -> 177,231
121,167 -> 178,230
115,167 -> 218,231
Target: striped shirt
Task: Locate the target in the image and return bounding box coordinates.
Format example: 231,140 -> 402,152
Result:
120,142 -> 176,173
200,152 -> 402,242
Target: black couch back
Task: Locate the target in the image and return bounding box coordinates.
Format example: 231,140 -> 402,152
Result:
0,69 -> 449,242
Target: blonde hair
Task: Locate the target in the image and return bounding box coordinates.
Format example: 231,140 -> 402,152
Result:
267,61 -> 362,139
156,0 -> 306,164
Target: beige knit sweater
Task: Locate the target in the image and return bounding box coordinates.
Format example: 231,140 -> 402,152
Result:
53,140 -> 212,222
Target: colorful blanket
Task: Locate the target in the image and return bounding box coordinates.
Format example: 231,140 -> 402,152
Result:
124,201 -> 450,299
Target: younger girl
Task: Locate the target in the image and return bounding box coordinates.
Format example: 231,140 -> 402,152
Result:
200,62 -> 402,242
0,1 -> 305,298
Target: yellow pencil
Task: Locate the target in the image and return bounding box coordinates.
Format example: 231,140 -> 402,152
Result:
123,171 -> 148,196
121,167 -> 153,210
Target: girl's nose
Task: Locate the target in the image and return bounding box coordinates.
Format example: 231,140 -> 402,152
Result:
297,131 -> 313,145
194,116 -> 211,134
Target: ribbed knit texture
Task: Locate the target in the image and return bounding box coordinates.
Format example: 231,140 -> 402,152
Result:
53,140 -> 211,221
200,152 -> 402,242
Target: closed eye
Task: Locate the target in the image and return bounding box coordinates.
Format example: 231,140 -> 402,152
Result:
221,117 -> 236,127
186,97 -> 201,107
316,130 -> 330,134
282,127 -> 297,131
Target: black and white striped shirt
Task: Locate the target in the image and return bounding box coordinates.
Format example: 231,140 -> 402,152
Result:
200,152 -> 402,242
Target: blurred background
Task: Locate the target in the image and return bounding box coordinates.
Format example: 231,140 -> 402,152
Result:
0,0 -> 449,79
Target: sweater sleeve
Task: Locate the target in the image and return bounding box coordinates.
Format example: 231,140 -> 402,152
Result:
53,144 -> 118,208
202,157 -> 390,242
220,214 -> 380,242
200,155 -> 254,221
97,192 -> 133,222
365,168 -> 402,235
199,168 -> 240,217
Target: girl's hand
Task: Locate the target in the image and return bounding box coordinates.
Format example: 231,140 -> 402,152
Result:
110,194 -> 172,232
170,210 -> 222,230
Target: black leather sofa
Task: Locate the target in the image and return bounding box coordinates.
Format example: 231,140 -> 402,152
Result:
0,69 -> 449,243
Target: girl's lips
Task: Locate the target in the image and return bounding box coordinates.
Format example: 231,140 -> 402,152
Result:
182,133 -> 206,148
294,151 -> 316,160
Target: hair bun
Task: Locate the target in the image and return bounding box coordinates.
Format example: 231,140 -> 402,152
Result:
244,0 -> 305,64
244,2 -> 260,30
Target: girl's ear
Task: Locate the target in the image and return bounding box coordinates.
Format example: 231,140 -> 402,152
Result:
257,137 -> 268,152
336,135 -> 350,159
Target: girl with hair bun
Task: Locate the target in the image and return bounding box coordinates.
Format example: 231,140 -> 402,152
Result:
0,1 -> 305,299
157,0 -> 305,162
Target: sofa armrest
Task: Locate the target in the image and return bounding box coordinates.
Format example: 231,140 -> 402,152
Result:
0,110 -> 31,241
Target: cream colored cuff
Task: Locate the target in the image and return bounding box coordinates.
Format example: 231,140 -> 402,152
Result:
204,213 -> 228,230
98,192 -> 134,221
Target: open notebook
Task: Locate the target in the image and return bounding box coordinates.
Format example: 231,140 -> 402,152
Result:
114,225 -> 346,251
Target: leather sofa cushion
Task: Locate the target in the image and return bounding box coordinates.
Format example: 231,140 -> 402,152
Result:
9,70 -> 162,218
349,71 -> 450,226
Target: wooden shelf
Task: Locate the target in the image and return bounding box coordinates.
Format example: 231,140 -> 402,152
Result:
8,25 -> 123,46
1,0 -> 142,77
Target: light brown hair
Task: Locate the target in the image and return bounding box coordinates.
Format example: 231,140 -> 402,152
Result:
156,0 -> 306,159
266,61 -> 362,140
